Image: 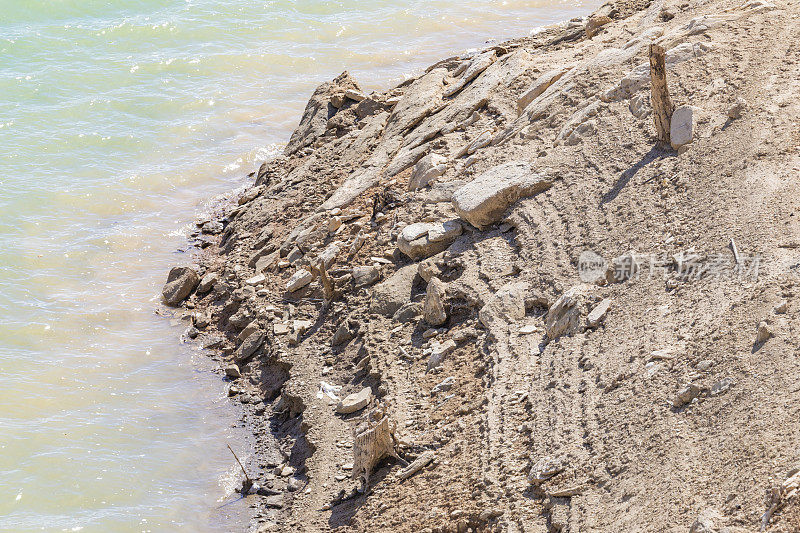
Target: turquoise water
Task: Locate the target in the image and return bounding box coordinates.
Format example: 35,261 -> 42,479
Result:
0,1 -> 599,531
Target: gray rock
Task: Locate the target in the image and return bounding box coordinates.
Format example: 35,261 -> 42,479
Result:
336,387 -> 372,414
286,269 -> 314,292
234,330 -> 265,362
255,250 -> 280,273
397,220 -> 462,260
393,302 -> 423,323
423,277 -> 447,326
370,265 -> 418,317
427,339 -> 456,371
225,364 -> 241,379
757,321 -> 773,343
452,161 -> 551,229
197,272 -> 218,294
670,105 -> 696,150
352,265 -> 381,288
545,285 -> 591,339
727,97 -> 747,120
162,266 -> 200,306
331,321 -> 357,346
673,383 -> 701,407
408,153 -> 447,190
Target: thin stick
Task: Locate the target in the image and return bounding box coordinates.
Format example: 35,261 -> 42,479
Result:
227,444 -> 252,485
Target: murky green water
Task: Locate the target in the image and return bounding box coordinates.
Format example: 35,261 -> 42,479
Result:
0,1 -> 599,530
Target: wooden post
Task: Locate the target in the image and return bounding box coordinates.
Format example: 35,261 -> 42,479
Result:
649,44 -> 674,145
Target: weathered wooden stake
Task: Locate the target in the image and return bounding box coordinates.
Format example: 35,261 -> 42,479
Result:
649,43 -> 674,145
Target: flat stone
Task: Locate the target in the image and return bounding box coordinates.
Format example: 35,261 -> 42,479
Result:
162,266 -> 200,306
234,330 -> 265,362
336,387 -> 372,414
245,273 -> 265,286
255,251 -> 280,273
452,161 -> 551,229
286,269 -> 314,292
670,105 -> 696,150
432,376 -> 455,394
517,67 -> 569,113
587,298 -> 611,328
397,220 -> 462,260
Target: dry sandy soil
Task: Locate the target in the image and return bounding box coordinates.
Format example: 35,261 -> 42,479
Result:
162,0 -> 800,530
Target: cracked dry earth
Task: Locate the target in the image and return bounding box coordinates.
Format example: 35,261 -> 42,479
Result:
162,0 -> 800,530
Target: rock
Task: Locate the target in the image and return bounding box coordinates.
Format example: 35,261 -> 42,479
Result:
444,51 -> 496,97
670,105 -> 696,150
452,161 -> 551,229
332,321 -> 357,346
629,93 -> 650,119
285,71 -> 360,156
225,364 -> 241,379
479,282 -> 527,329
234,330 -> 265,362
255,250 -> 280,273
370,265 -> 418,317
427,339 -> 456,371
393,302 -> 423,323
528,456 -> 565,484
264,495 -> 284,509
418,256 -> 444,282
673,383 -> 701,408
585,14 -> 612,38
327,216 -> 342,233
544,285 -> 591,339
336,387 -> 372,414
317,242 -> 340,269
517,67 -> 569,114
286,247 -> 303,264
345,88 -> 367,102
409,153 -> 447,190
197,272 -> 217,294
775,301 -> 788,314
397,220 -> 462,260
431,376 -> 455,394
352,265 -> 381,288
423,277 -> 448,326
201,220 -> 223,234
280,465 -> 295,477
286,269 -> 314,292
587,298 -> 611,328
245,273 -> 265,286
519,324 -> 537,335
286,477 -> 302,492
756,321 -> 773,343
162,266 -> 200,306
727,97 -> 747,120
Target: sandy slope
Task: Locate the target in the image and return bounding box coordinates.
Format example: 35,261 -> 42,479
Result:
164,0 -> 800,530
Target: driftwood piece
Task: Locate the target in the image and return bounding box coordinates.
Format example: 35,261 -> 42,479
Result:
351,403 -> 403,491
649,43 -> 674,145
397,450 -> 435,481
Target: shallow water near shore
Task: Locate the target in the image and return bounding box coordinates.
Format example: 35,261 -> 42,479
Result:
0,0 -> 600,530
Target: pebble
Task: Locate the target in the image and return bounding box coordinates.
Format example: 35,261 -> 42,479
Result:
756,321 -> 773,343
286,269 -> 314,292
225,364 -> 241,379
